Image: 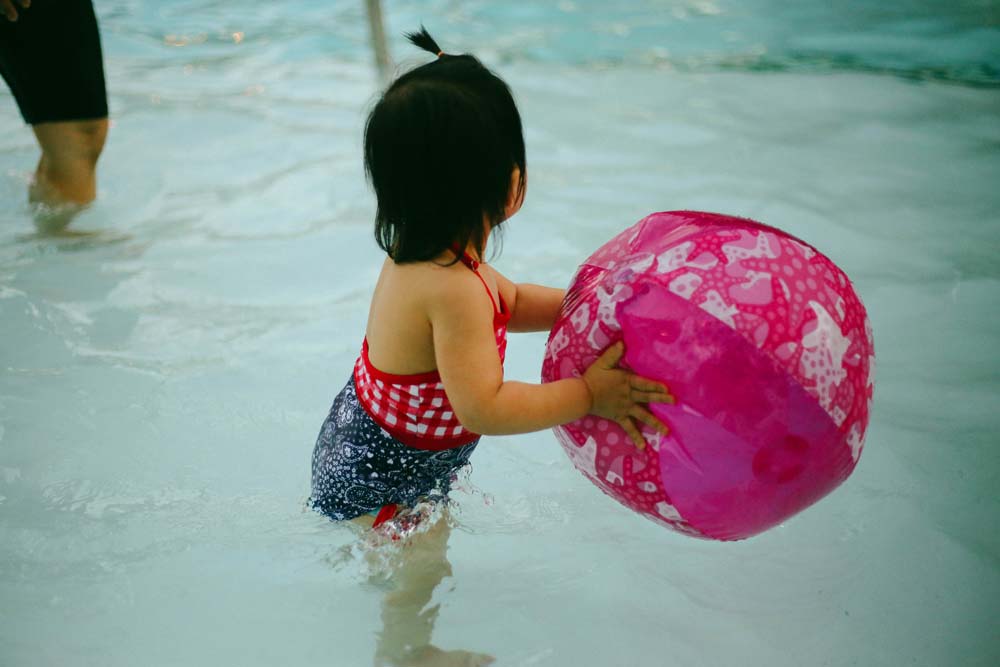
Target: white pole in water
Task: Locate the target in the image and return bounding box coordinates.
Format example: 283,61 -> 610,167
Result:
365,0 -> 392,83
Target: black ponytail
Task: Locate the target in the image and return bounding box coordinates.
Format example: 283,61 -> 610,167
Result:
365,27 -> 527,264
404,25 -> 443,57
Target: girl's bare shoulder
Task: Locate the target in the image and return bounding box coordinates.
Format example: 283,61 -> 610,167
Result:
381,257 -> 486,311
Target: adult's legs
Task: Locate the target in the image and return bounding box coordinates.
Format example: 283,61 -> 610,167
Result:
30,118 -> 108,206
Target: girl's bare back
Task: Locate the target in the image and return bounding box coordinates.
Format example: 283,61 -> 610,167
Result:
364,253 -> 507,376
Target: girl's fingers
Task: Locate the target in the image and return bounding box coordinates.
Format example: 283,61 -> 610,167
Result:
618,417 -> 646,450
629,376 -> 675,404
629,405 -> 670,435
629,375 -> 671,394
631,389 -> 676,404
597,341 -> 625,369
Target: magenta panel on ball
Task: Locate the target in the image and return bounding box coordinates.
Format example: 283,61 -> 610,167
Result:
541,211 -> 875,540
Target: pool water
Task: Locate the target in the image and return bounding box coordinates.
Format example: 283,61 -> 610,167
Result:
1,2 -> 998,665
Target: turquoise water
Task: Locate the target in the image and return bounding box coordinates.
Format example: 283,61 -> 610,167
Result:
2,1 -> 999,665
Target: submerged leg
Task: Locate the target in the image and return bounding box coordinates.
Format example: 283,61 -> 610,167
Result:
357,511 -> 494,667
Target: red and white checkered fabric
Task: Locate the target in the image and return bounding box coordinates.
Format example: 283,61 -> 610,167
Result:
355,299 -> 510,451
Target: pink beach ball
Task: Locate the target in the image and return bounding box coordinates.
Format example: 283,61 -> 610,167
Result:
542,211 -> 875,540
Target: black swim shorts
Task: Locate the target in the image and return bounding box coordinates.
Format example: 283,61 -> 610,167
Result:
0,0 -> 108,125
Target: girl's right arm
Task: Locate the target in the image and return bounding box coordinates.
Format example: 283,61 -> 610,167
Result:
429,276 -> 674,447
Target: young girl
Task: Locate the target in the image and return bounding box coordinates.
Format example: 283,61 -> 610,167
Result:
310,28 -> 674,531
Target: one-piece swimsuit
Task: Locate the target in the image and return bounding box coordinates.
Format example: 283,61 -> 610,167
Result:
310,250 -> 510,523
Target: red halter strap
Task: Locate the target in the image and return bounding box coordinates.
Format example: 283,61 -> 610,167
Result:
449,244 -> 501,315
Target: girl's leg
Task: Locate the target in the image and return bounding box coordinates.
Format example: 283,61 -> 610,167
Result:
373,514 -> 449,664
365,510 -> 494,667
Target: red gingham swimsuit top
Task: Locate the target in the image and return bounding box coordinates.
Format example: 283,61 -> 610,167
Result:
354,250 -> 511,451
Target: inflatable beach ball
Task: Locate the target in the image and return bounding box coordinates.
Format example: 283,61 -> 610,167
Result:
542,211 -> 874,540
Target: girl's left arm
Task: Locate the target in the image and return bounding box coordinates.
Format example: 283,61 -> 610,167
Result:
493,269 -> 565,333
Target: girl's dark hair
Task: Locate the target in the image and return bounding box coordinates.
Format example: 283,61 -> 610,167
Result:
364,26 -> 526,263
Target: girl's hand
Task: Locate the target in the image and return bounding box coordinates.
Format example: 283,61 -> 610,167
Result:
582,341 -> 675,450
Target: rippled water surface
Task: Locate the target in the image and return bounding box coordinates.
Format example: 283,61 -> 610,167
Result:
2,2 -> 998,666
